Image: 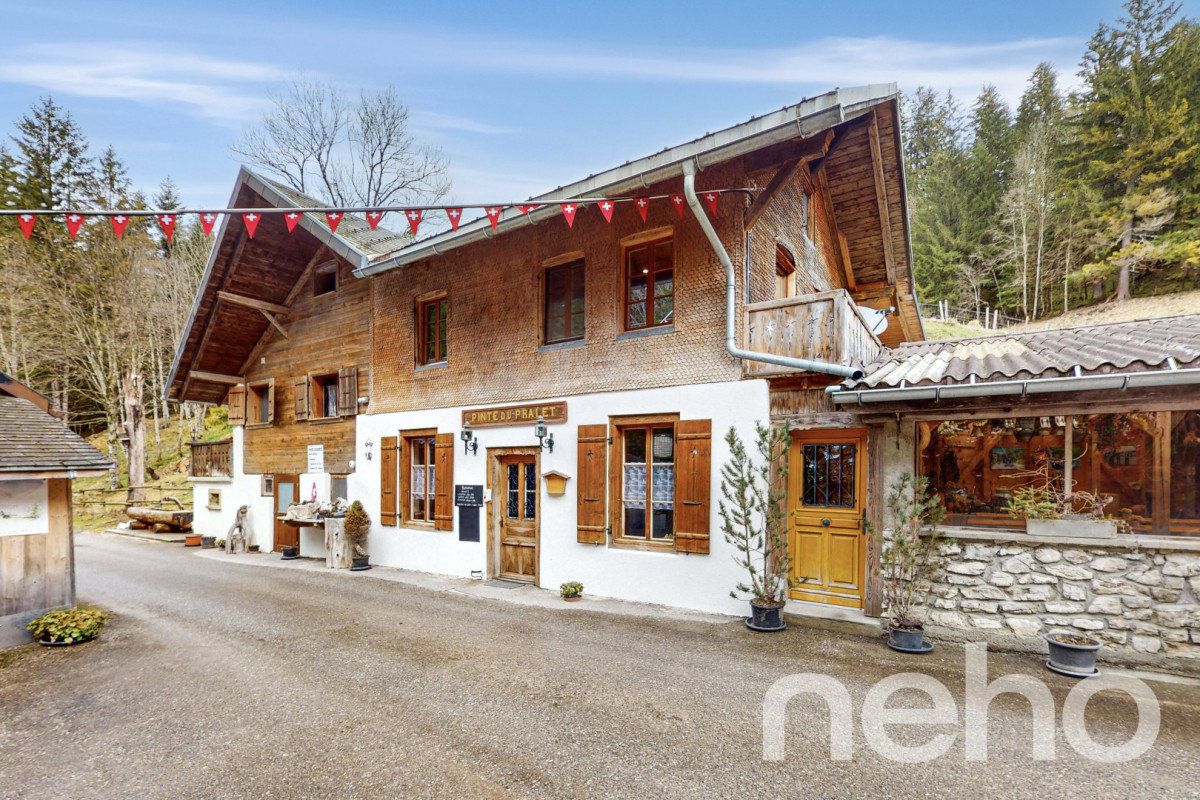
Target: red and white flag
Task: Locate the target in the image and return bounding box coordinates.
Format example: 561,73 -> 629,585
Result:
199,213 -> 219,236
325,211 -> 343,233
16,213 -> 35,239
560,203 -> 578,228
635,197 -> 650,223
282,212 -> 302,233
64,213 -> 85,239
156,213 -> 176,243
703,191 -> 720,217
597,199 -> 615,224
365,211 -> 384,230
517,204 -> 539,215
405,209 -> 423,237
445,208 -> 462,231
242,212 -> 260,239
670,195 -> 685,219
109,214 -> 130,239
484,207 -> 502,229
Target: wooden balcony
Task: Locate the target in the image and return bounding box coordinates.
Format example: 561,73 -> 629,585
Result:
743,289 -> 883,379
189,438 -> 232,478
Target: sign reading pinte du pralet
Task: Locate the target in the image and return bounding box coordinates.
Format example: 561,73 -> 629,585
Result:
462,401 -> 567,428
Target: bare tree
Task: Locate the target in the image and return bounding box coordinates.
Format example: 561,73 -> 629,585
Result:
233,80 -> 450,207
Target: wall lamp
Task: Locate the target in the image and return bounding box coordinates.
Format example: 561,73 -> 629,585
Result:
534,416 -> 554,453
460,422 -> 478,455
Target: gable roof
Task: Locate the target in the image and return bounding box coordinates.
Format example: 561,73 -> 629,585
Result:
0,397 -> 113,476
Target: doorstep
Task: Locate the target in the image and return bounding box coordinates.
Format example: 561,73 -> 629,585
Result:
193,549 -> 728,625
784,600 -> 882,639
103,527 -> 188,544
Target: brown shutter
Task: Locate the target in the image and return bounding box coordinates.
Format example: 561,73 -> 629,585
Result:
226,384 -> 246,426
380,435 -> 398,526
577,424 -> 608,544
337,366 -> 358,416
266,379 -> 275,424
293,376 -> 309,421
434,433 -> 454,530
674,419 -> 712,554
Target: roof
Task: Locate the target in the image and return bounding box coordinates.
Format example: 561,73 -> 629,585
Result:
0,397 -> 114,476
0,371 -> 52,414
840,314 -> 1200,390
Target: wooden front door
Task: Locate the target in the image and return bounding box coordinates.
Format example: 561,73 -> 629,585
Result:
788,429 -> 867,608
497,455 -> 538,583
273,474 -> 299,552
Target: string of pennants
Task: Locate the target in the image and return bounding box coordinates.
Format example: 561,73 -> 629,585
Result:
3,189 -> 735,243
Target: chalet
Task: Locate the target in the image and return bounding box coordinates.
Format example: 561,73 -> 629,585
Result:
0,376 -> 113,642
169,84 -> 922,617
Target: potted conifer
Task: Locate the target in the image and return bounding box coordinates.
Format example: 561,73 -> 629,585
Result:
720,422 -> 792,632
881,472 -> 950,653
345,500 -> 371,571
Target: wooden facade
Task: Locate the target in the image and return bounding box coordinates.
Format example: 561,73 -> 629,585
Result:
1,478 -> 73,617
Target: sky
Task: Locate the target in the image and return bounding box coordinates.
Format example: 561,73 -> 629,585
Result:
1,1 -> 1193,210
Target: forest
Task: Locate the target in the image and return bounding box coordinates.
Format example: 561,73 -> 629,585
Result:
904,0 -> 1199,322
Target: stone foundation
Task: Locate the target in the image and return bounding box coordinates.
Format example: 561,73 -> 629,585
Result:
921,529 -> 1200,674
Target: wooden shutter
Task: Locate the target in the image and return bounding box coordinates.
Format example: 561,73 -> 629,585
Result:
337,366 -> 359,416
577,424 -> 608,544
293,376 -> 310,421
226,384 -> 246,426
433,433 -> 454,530
380,435 -> 398,526
674,419 -> 712,554
266,379 -> 275,424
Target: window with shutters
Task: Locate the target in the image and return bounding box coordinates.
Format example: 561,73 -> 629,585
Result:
543,259 -> 585,344
246,380 -> 274,426
416,295 -> 448,366
401,429 -> 438,525
615,417 -> 677,544
310,373 -> 339,419
623,236 -> 673,331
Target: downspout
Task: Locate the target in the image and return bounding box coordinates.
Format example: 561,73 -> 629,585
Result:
681,161 -> 863,380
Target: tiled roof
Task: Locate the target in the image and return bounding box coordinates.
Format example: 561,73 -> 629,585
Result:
0,398 -> 114,474
256,177 -> 411,261
842,314 -> 1200,390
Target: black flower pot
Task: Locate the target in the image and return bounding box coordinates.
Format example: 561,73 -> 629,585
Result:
1045,632 -> 1101,678
37,634 -> 96,647
888,626 -> 933,654
350,555 -> 371,571
201,536 -> 216,549
745,600 -> 786,632
281,546 -> 299,560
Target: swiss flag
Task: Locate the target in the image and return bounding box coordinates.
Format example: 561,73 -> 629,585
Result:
597,199 -> 615,224
242,212 -> 260,239
65,213 -> 85,239
365,211 -> 384,230
560,203 -> 578,228
635,197 -> 650,223
484,206 -> 502,229
405,209 -> 423,237
325,211 -> 344,233
199,213 -> 219,236
156,213 -> 177,243
445,208 -> 462,231
670,195 -> 685,219
16,213 -> 35,239
284,211 -> 303,233
109,214 -> 130,239
703,191 -> 720,217
517,204 -> 539,215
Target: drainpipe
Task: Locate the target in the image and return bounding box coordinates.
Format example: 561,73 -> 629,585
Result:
681,161 -> 863,380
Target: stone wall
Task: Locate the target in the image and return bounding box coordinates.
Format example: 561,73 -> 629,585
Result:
923,530 -> 1200,674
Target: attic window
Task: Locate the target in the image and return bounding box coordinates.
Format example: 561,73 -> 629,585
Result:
313,261 -> 337,296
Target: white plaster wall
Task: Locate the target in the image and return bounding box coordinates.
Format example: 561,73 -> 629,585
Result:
350,379 -> 771,616
190,427 -> 274,550
0,479 -> 49,536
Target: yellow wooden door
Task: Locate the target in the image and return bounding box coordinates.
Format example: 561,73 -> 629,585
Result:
788,429 -> 867,608
498,455 -> 538,583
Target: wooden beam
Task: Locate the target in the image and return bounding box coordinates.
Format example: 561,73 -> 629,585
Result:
745,157 -> 809,231
259,310 -> 290,339
1153,411 -> 1171,534
867,111 -> 897,286
237,245 -> 329,376
837,231 -> 856,291
218,290 -> 291,316
188,370 -> 243,385
743,128 -> 835,173
184,232 -> 249,401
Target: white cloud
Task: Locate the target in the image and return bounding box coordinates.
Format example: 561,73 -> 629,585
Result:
412,110 -> 514,136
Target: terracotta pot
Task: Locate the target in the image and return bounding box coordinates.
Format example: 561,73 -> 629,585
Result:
562,595 -> 582,602
184,534 -> 202,547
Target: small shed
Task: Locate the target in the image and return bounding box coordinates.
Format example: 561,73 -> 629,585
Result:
0,394 -> 113,640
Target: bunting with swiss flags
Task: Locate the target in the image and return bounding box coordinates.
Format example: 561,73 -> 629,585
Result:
156,214 -> 176,243
405,209 -> 423,236
65,213 -> 85,239
597,200 -> 615,223
485,207 -> 502,229
199,213 -> 219,236
17,213 -> 35,239
242,213 -> 260,239
325,212 -> 344,233
559,203 -> 578,228
284,211 -> 303,233
110,214 -> 130,238
366,211 -> 384,230
445,208 -> 462,231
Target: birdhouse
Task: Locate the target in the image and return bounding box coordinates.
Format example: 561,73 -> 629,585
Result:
542,470 -> 570,496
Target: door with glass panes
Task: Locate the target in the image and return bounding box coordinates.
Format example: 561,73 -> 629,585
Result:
497,454 -> 538,583
788,429 -> 867,607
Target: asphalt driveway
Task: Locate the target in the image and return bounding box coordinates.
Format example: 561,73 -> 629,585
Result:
2,532 -> 1200,799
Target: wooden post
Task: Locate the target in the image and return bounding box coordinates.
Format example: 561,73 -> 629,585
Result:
324,517 -> 351,569
1153,411 -> 1172,535
864,423 -> 886,618
1063,415 -> 1074,502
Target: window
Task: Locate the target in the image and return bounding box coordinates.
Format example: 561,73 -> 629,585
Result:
775,244 -> 797,300
417,295 -> 448,365
247,381 -> 273,425
405,434 -> 438,524
311,374 -> 339,419
624,237 -> 673,331
207,489 -> 221,511
801,442 -> 856,507
261,475 -> 274,497
331,475 -> 348,502
544,259 -> 585,344
314,261 -> 337,296
619,424 -> 675,541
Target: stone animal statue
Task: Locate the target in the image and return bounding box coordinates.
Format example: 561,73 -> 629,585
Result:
226,505 -> 250,554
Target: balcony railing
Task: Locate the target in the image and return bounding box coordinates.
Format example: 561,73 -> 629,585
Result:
189,438 -> 232,478
743,289 -> 883,378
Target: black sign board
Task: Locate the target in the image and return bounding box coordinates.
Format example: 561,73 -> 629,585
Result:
459,507 -> 480,542
454,484 -> 484,507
